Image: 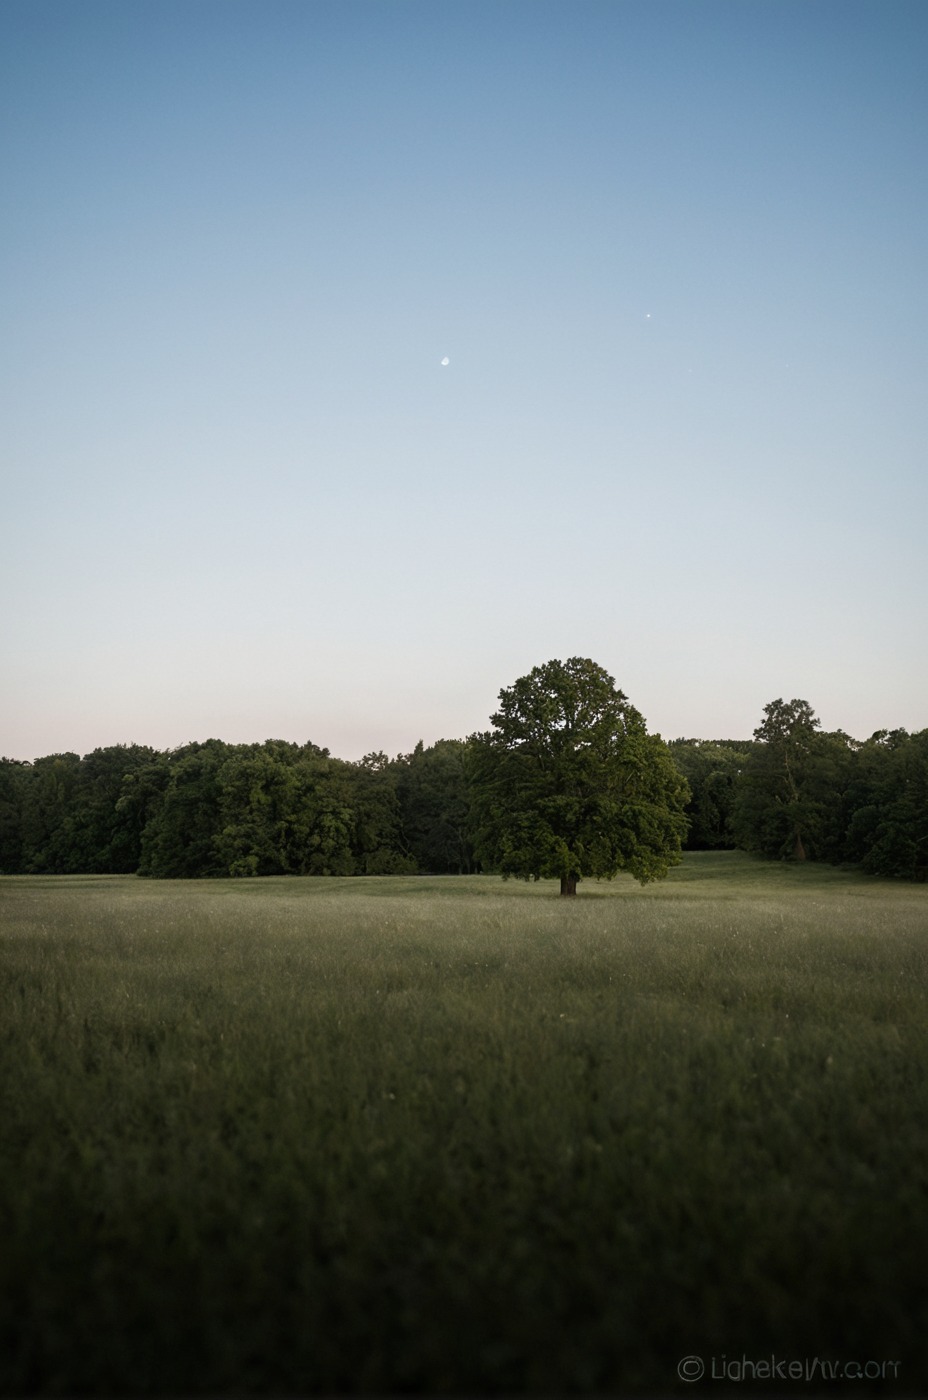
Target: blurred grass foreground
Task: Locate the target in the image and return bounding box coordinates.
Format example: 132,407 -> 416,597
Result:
1,853 -> 927,1394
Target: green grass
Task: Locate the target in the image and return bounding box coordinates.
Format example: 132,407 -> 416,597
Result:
1,853 -> 926,1395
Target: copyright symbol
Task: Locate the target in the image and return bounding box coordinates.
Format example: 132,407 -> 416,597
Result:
678,1355 -> 705,1382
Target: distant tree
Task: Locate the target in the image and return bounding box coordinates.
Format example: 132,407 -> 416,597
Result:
114,752 -> 172,865
138,741 -> 231,878
291,760 -> 355,875
65,745 -> 161,873
0,758 -> 29,872
733,700 -> 855,862
845,729 -> 928,882
669,739 -> 755,849
397,739 -> 474,873
468,658 -> 689,896
136,739 -> 415,879
19,753 -> 82,873
347,753 -> 416,876
809,729 -> 860,863
213,747 -> 296,876
277,747 -> 357,876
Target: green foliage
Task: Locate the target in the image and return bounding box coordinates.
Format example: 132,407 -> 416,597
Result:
469,658 -> 689,892
12,747 -> 159,875
18,752 -> 82,872
213,749 -> 297,876
669,739 -> 755,848
68,746 -> 162,873
1,692 -> 924,880
281,750 -> 350,875
846,729 -> 928,882
138,741 -> 415,879
350,752 -> 416,876
139,741 -> 231,878
396,738 -> 474,873
0,759 -> 29,872
732,699 -> 857,863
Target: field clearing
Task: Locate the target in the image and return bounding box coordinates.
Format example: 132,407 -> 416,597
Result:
1,853 -> 927,1395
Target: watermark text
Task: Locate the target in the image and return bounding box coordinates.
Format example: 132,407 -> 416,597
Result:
677,1354 -> 902,1384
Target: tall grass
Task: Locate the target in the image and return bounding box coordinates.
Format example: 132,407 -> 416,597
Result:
1,854 -> 926,1394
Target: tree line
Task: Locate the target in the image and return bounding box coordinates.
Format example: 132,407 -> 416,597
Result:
669,698 -> 927,880
1,678 -> 925,883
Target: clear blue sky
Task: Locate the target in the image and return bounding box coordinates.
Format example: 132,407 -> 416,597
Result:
3,0 -> 926,760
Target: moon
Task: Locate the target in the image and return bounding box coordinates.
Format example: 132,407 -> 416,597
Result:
440,356 -> 450,366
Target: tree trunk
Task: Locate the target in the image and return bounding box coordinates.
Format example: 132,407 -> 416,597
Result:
793,831 -> 807,862
560,873 -> 579,897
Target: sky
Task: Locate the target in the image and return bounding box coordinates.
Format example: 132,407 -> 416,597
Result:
2,0 -> 926,762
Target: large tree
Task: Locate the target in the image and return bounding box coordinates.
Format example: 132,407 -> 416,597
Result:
468,657 -> 689,896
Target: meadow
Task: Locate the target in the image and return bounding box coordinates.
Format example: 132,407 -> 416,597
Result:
1,853 -> 926,1396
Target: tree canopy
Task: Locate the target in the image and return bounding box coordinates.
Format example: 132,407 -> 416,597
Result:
1,685 -> 924,882
732,699 -> 858,864
668,739 -> 756,850
468,657 -> 689,895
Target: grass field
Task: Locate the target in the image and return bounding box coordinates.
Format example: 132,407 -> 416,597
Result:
1,853 -> 926,1395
